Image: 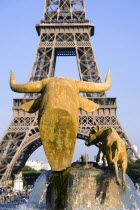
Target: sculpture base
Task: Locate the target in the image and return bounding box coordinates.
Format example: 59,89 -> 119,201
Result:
27,163 -> 140,209
46,163 -> 124,209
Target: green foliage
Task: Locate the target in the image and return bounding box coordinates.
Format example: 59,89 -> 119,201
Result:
22,166 -> 46,186
126,159 -> 140,183
39,169 -> 46,173
22,165 -> 38,173
22,165 -> 46,174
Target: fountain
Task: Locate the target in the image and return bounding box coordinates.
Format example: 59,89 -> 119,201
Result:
9,72 -> 140,209
26,166 -> 140,209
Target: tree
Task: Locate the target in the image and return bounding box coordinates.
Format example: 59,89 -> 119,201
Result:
126,159 -> 140,183
22,165 -> 37,173
22,165 -> 46,174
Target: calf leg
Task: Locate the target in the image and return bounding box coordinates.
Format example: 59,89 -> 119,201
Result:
102,155 -> 107,167
121,161 -> 127,191
114,162 -> 121,185
96,146 -> 102,162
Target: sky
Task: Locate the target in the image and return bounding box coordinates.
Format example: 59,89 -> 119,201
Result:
0,0 -> 140,163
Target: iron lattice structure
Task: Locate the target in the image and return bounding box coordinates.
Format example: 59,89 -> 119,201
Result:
0,0 -> 139,183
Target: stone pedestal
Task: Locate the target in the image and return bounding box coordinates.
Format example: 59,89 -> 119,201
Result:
27,163 -> 140,209
14,179 -> 23,192
14,172 -> 23,192
46,164 -> 123,209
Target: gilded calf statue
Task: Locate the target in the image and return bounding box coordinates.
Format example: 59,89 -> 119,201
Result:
10,71 -> 111,171
85,125 -> 128,190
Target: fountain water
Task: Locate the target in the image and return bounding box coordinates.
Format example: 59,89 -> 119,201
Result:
1,164 -> 139,210
26,164 -> 140,210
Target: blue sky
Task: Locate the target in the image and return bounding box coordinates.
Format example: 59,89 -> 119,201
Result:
0,0 -> 140,162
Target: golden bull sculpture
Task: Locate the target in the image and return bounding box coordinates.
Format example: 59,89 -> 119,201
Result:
85,125 -> 128,190
10,71 -> 111,171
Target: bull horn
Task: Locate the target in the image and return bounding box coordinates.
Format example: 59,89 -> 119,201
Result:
77,70 -> 111,93
10,71 -> 43,93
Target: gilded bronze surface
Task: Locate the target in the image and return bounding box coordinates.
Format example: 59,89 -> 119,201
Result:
85,125 -> 128,190
10,71 -> 111,171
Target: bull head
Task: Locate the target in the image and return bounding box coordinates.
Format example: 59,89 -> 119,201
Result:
10,71 -> 111,171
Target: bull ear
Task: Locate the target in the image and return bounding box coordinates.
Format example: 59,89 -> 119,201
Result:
96,125 -> 100,132
111,141 -> 118,161
20,96 -> 42,113
78,96 -> 100,112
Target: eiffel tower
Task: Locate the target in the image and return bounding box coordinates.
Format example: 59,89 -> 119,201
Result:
0,0 -> 139,183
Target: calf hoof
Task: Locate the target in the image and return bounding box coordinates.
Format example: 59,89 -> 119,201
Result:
116,179 -> 121,186
122,182 -> 126,191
